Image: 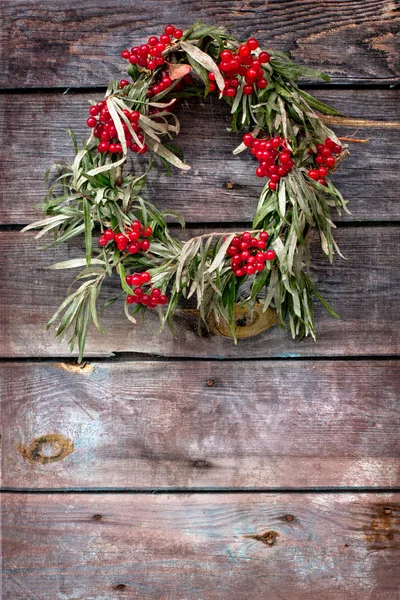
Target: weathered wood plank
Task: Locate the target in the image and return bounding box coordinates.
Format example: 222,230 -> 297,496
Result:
3,493 -> 400,599
2,361 -> 399,490
0,227 -> 399,358
1,89 -> 399,224
0,1 -> 398,87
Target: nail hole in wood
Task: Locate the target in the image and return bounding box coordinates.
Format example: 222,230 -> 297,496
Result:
93,514 -> 103,520
285,514 -> 295,522
194,460 -> 209,468
206,379 -> 215,387
115,584 -> 127,591
225,181 -> 235,189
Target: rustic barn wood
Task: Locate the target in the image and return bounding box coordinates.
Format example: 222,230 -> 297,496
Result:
3,493 -> 400,599
1,1 -> 399,596
1,90 -> 399,224
1,227 -> 399,358
2,360 -> 399,490
1,0 -> 398,88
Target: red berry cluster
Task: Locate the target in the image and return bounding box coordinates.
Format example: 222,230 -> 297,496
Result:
209,37 -> 269,96
242,134 -> 294,190
120,24 -> 183,71
226,231 -> 277,276
98,220 -> 153,254
125,271 -> 168,308
87,101 -> 148,155
307,137 -> 342,186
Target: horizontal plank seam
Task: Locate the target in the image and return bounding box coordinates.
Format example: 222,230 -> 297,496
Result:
1,355 -> 399,364
2,487 -> 400,494
3,222 -> 400,232
0,82 -> 398,95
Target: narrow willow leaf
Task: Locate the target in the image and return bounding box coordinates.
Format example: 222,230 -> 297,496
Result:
278,179 -> 286,217
83,198 -> 93,266
46,258 -> 105,270
180,41 -> 225,91
124,301 -> 137,324
118,263 -> 135,295
207,233 -> 235,274
78,301 -> 91,363
147,138 -> 191,171
90,284 -> 106,334
297,89 -> 344,116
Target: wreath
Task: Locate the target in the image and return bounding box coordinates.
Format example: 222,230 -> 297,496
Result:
23,21 -> 351,361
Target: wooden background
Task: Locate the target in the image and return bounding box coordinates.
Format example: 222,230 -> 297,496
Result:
1,1 -> 400,598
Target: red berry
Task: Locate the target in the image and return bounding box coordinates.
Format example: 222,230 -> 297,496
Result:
243,85 -> 253,95
142,226 -> 153,237
165,24 -> 175,35
119,79 -> 129,89
140,239 -> 150,251
174,29 -> 183,39
97,142 -> 109,153
87,117 -> 97,128
141,295 -> 150,306
89,106 -> 99,116
209,82 -> 217,92
225,87 -> 236,97
151,288 -> 161,299
241,250 -> 250,260
258,51 -> 270,63
256,240 -> 266,249
325,156 -> 335,168
317,178 -> 327,186
158,295 -> 168,305
243,133 -> 254,147
242,232 -> 252,242
315,154 -> 325,165
308,169 -> 319,180
259,231 -> 269,240
148,36 -> 159,46
268,181 -> 277,191
255,263 -> 265,271
129,55 -> 138,64
231,236 -> 241,247
257,78 -> 268,89
132,220 -> 141,229
128,242 -> 140,254
160,34 -> 171,44
247,37 -> 259,50
103,229 -> 115,241
318,166 -> 328,177
115,234 -> 129,250
141,272 -> 151,284
255,166 -> 265,178
128,230 -> 140,241
121,50 -> 131,59
245,264 -> 256,275
256,252 -> 266,261
131,275 -> 142,287
265,249 -> 276,261
221,50 -> 233,62
98,236 -> 107,246
126,295 -> 136,304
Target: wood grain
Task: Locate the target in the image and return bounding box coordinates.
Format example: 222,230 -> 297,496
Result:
1,89 -> 399,224
0,0 -> 399,88
2,360 -> 399,490
0,227 -> 399,358
3,493 -> 400,599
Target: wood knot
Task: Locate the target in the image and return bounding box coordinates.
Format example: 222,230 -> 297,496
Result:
285,514 -> 295,522
115,584 -> 127,590
206,379 -> 215,387
209,303 -> 278,339
93,514 -> 103,521
18,434 -> 74,464
225,181 -> 235,189
244,530 -> 279,546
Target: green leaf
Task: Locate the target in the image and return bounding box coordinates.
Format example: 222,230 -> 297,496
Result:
297,89 -> 344,116
90,285 -> 106,334
180,41 -> 225,91
83,198 -> 93,266
46,258 -> 105,270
